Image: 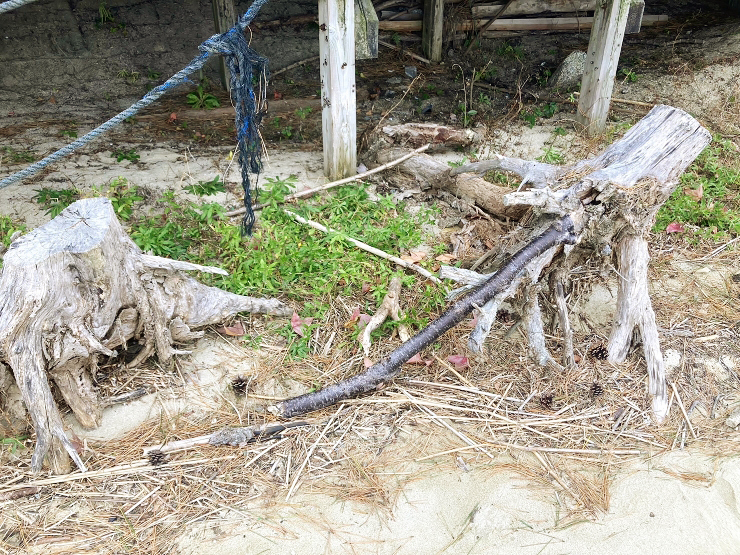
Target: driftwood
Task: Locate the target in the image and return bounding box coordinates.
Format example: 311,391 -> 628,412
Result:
280,105 -> 710,423
363,124 -> 526,220
0,198 -> 291,473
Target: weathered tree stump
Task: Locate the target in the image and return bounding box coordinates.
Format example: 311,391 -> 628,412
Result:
0,198 -> 291,473
445,105 -> 710,421
285,105 -> 709,423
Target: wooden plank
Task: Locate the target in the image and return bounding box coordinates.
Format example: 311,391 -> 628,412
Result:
355,0 -> 379,59
319,0 -> 357,179
576,0 -> 632,136
625,0 -> 644,33
472,0 -> 596,17
211,0 -> 237,91
422,0 -> 444,62
378,14 -> 668,32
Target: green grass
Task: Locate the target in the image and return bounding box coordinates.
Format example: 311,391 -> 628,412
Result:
0,214 -> 25,247
1,146 -> 35,164
655,137 -> 740,238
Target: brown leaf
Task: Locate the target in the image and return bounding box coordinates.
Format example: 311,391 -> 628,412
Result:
435,253 -> 457,263
401,250 -> 426,263
683,182 -> 703,202
217,322 -> 245,336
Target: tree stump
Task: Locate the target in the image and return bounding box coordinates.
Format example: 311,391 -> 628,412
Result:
445,105 -> 711,422
0,198 -> 291,473
352,105 -> 709,424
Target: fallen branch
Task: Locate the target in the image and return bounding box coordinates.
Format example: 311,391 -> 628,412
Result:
275,217 -> 577,418
224,144 -> 431,218
142,421 -> 311,455
284,210 -> 442,284
378,39 -> 431,64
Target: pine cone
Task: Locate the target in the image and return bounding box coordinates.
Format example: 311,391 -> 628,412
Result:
589,344 -> 609,360
590,382 -> 604,398
148,450 -> 167,466
230,375 -> 250,396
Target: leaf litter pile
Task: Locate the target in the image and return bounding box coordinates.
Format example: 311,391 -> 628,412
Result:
0,169 -> 739,553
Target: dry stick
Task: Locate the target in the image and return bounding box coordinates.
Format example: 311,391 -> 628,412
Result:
378,39 -> 432,64
670,382 -> 698,440
284,210 -> 441,284
464,0 -> 516,56
276,216 -> 578,418
224,144 -> 431,218
271,55 -> 320,77
416,444 -> 642,461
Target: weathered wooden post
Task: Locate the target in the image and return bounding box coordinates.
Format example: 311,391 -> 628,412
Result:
211,0 -> 237,91
422,0 -> 444,62
576,0 -> 644,135
319,0 -> 357,180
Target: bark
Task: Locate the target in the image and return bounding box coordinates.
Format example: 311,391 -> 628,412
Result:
0,197 -> 291,473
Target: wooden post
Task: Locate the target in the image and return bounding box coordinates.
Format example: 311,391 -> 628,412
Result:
575,0 -> 632,136
355,0 -> 379,60
319,0 -> 357,179
211,0 -> 237,91
422,0 -> 444,63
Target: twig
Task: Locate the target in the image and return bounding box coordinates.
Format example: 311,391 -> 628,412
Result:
378,39 -> 431,64
142,422 -> 310,455
224,144 -> 431,217
271,55 -> 320,77
670,382 -> 697,440
283,209 -> 441,284
416,443 -> 642,461
103,387 -> 148,407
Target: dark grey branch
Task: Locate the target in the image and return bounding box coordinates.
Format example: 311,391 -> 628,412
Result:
277,217 -> 578,418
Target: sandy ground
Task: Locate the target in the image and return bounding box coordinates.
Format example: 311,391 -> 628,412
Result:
1,1 -> 740,554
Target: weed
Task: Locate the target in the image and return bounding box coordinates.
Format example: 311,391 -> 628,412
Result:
184,176 -> 226,196
61,129 -> 78,138
0,146 -> 35,164
147,68 -> 161,80
537,68 -> 553,87
496,41 -> 525,61
272,117 -> 294,139
619,68 -> 638,83
295,107 -> 313,119
117,69 -> 140,83
0,215 -> 25,247
520,102 -> 559,127
104,177 -> 143,221
478,93 -> 492,106
111,148 -> 140,163
448,157 -> 470,168
537,146 -> 565,165
33,187 -> 80,218
553,127 -> 568,137
187,85 -> 220,110
655,137 -> 740,237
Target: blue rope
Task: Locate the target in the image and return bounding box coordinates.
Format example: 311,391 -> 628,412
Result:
0,0 -> 37,15
1,0 -> 271,234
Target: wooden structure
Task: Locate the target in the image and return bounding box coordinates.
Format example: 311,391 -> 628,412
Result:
211,0 -> 237,91
418,0 -> 646,135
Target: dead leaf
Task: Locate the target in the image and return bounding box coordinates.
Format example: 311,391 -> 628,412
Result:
447,354 -> 470,369
401,250 -> 426,263
364,358 -> 374,368
273,91 -> 283,100
405,353 -> 433,366
216,322 -> 245,336
168,112 -> 177,123
666,222 -> 685,233
291,312 -> 313,338
683,182 -> 703,202
435,253 -> 457,263
361,283 -> 371,294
